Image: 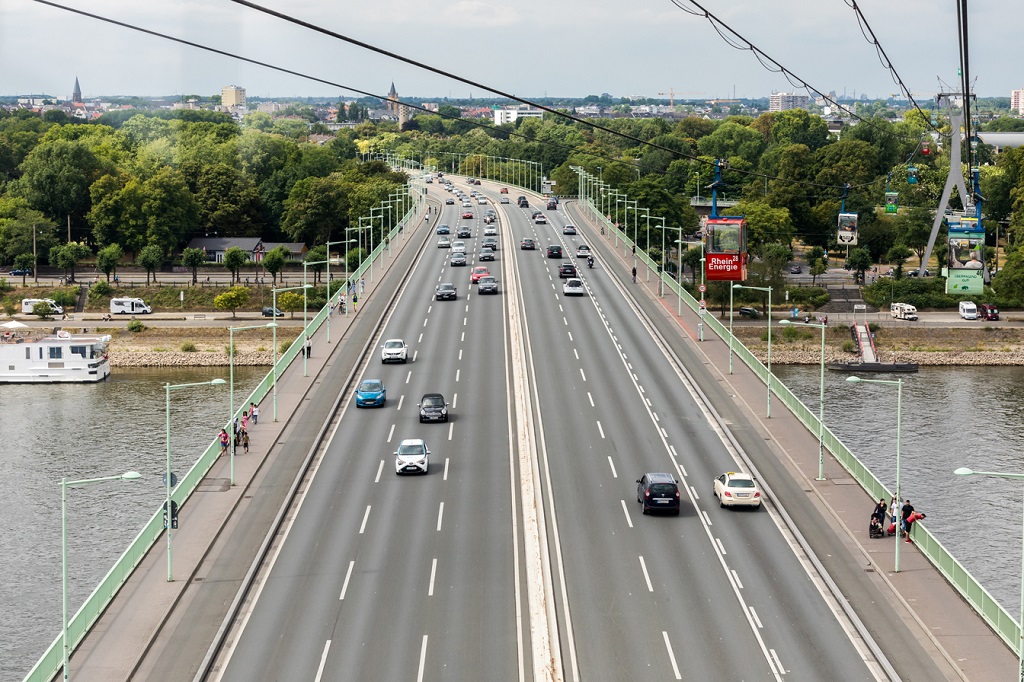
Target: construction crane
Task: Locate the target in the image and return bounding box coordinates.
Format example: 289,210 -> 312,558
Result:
658,88 -> 706,107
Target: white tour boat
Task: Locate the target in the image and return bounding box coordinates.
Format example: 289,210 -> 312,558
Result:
0,326 -> 111,383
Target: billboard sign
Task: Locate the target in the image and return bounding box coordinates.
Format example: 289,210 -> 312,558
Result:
705,253 -> 746,281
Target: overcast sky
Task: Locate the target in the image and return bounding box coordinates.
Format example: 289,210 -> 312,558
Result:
1,0 -> 1019,102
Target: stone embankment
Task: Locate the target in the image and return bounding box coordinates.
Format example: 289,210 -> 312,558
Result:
748,349 -> 1024,366
109,351 -> 273,367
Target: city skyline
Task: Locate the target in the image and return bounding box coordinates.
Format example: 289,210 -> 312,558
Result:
1,0 -> 1020,101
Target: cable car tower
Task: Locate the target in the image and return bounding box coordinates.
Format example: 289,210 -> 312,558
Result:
917,92 -> 984,287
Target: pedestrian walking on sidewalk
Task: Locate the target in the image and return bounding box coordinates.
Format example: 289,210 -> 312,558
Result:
305,337 -> 312,358
219,429 -> 229,456
251,402 -> 259,425
242,411 -> 249,432
242,430 -> 250,454
632,266 -> 637,283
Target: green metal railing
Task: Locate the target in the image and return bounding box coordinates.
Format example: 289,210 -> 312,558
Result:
585,197 -> 1018,653
24,196 -> 422,682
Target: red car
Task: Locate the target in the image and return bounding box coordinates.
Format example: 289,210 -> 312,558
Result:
461,211 -> 474,219
471,266 -> 490,283
500,187 -> 509,194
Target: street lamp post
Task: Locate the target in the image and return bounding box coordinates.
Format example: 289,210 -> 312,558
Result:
626,205 -> 647,276
847,376 -> 903,571
954,466 -> 1024,681
646,215 -> 667,295
62,470 -> 141,680
734,284 -> 773,416
782,319 -> 827,479
271,284 -> 312,421
672,237 -> 686,318
229,324 -> 275,484
165,378 -> 224,582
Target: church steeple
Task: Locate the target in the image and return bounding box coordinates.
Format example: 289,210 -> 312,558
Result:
72,77 -> 82,103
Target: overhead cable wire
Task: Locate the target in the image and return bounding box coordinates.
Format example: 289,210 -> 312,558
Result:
669,0 -> 935,147
843,0 -> 942,134
34,0 -> 862,198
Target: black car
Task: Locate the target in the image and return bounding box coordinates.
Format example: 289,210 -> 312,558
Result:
518,197 -> 529,208
457,227 -> 472,238
547,245 -> 563,259
435,283 -> 457,300
445,198 -> 455,205
10,268 -> 33,276
450,252 -> 467,267
436,224 -> 450,235
547,201 -> 557,210
558,263 -> 577,279
479,247 -> 495,261
481,236 -> 498,251
637,473 -> 681,515
418,393 -> 449,422
477,275 -> 499,295
789,264 -> 802,274
262,306 -> 284,317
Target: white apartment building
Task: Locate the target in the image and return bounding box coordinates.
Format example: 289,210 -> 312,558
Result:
769,92 -> 809,112
493,106 -> 543,125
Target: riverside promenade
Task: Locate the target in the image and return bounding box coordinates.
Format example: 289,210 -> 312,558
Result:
565,199 -> 1016,681
49,189 -> 1014,681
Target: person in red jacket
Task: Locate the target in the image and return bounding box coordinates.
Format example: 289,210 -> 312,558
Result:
904,511 -> 926,543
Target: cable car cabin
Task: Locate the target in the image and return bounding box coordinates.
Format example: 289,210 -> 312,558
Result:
885,191 -> 899,214
704,217 -> 748,282
907,166 -> 918,184
921,142 -> 930,156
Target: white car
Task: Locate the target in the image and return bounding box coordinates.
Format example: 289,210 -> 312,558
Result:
477,197 -> 487,205
437,235 -> 451,248
451,240 -> 467,254
500,197 -> 510,204
483,225 -> 498,236
562,278 -> 585,296
381,339 -> 408,364
395,438 -> 430,475
576,244 -> 591,258
462,201 -> 472,208
713,472 -> 762,508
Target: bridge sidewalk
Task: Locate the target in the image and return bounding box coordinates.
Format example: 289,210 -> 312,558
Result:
569,201 -> 1016,681
65,198 -> 439,682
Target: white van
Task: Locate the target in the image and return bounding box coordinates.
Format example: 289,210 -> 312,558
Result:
959,301 -> 978,320
21,298 -> 64,315
110,297 -> 152,315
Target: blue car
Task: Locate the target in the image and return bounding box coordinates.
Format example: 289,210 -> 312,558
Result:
355,379 -> 386,408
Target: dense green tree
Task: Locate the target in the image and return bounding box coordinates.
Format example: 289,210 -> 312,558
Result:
696,121 -> 766,167
305,244 -> 328,284
282,175 -> 347,244
138,243 -> 163,284
191,162 -> 264,237
681,246 -> 703,285
993,249 -> 1024,305
223,246 -> 248,283
13,253 -> 34,284
847,247 -> 873,283
140,167 -> 199,255
181,247 -> 207,285
886,244 -> 913,279
732,200 -> 793,249
0,197 -> 57,264
17,139 -> 108,236
48,240 -> 91,282
894,206 -> 935,266
96,244 -> 124,282
261,246 -> 288,285
277,291 -> 304,318
214,286 -> 250,319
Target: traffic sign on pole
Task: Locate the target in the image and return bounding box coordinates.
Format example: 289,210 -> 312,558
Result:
698,284 -> 706,293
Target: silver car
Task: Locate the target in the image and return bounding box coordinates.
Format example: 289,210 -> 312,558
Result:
437,235 -> 451,248
451,240 -> 467,254
395,438 -> 430,475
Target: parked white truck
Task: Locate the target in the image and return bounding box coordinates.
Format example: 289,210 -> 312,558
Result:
110,297 -> 152,314
890,302 -> 918,321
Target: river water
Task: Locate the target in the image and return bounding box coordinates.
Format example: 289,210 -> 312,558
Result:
775,365 -> 1024,617
3,365 -> 1021,677
1,366 -> 266,679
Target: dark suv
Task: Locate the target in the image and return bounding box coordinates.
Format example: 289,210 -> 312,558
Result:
558,263 -> 577,279
517,196 -> 529,208
418,393 -> 449,422
978,303 -> 1000,320
636,473 -> 681,515
547,245 -> 563,259
435,283 -> 457,301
